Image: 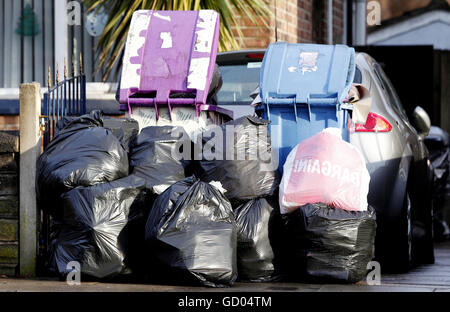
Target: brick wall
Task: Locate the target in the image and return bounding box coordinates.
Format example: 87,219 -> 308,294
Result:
233,13 -> 273,50
0,131 -> 19,276
0,115 -> 19,131
312,0 -> 327,43
275,0 -> 314,43
333,0 -> 345,44
232,0 -> 345,50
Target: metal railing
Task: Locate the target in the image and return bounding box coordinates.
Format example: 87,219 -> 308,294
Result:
41,56 -> 86,148
37,57 -> 86,275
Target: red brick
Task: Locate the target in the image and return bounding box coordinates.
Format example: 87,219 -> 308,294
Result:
0,116 -> 19,132
241,37 -> 270,49
285,13 -> 298,25
304,2 -> 313,12
3,125 -> 19,131
232,0 -> 345,49
237,27 -> 268,38
334,9 -> 344,19
237,16 -> 268,27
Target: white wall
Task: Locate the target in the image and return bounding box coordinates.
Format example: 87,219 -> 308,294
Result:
368,10 -> 450,50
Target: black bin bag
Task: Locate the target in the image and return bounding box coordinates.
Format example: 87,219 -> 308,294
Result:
37,111 -> 129,218
130,126 -> 192,195
48,175 -> 146,279
53,110 -> 103,135
275,203 -> 376,283
195,116 -> 280,205
54,111 -> 139,153
145,176 -> 237,287
102,116 -> 139,153
235,197 -> 279,282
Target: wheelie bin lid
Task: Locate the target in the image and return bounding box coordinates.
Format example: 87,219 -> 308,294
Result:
119,10 -> 220,109
260,42 -> 356,106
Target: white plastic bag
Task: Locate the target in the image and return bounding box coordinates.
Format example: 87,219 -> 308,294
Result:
279,128 -> 370,214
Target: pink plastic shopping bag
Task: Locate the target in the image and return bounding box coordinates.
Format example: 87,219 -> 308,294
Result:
279,128 -> 370,214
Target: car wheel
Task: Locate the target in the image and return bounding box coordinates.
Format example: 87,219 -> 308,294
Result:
396,191 -> 413,270
406,193 -> 413,264
411,199 -> 435,265
374,190 -> 413,273
410,160 -> 435,265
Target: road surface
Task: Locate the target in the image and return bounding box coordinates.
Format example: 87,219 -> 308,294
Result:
1,240 -> 450,292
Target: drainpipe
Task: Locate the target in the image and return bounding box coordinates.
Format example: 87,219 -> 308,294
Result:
354,0 -> 367,45
327,0 -> 333,44
346,0 -> 353,45
343,0 -> 348,44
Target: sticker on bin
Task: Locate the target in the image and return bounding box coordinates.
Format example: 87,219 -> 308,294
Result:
279,128 -> 370,213
160,32 -> 173,48
288,52 -> 319,74
299,51 -> 319,74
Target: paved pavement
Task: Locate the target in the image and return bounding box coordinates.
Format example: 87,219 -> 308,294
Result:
1,240 -> 450,292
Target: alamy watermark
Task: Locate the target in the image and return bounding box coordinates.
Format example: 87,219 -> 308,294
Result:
366,261 -> 382,285
66,261 -> 81,286
66,1 -> 108,37
67,1 -> 82,26
169,125 -> 279,172
367,1 -> 382,26
67,1 -> 382,28
65,260 -> 382,286
67,1 -> 382,27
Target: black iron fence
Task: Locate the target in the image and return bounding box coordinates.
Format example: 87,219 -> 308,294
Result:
37,59 -> 86,274
41,62 -> 86,147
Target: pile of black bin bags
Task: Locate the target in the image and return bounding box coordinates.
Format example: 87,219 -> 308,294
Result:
47,175 -> 147,279
37,112 -> 376,285
37,111 -> 150,279
141,116 -> 282,286
37,111 -> 131,219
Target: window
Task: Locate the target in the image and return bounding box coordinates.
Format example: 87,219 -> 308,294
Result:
217,63 -> 261,106
354,67 -> 362,84
372,62 -> 408,118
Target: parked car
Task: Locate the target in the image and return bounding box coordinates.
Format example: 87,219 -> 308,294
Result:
216,50 -> 265,119
425,126 -> 450,241
217,50 -> 435,272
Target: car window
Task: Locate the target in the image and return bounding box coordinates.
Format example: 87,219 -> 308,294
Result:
354,67 -> 362,84
372,62 -> 408,118
217,62 -> 261,105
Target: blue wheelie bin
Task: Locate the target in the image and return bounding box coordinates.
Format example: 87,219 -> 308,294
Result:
257,42 -> 356,172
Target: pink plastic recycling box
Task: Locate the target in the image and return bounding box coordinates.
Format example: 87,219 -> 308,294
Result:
119,10 -> 220,119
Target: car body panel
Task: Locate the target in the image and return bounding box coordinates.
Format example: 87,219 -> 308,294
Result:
350,53 -> 415,219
